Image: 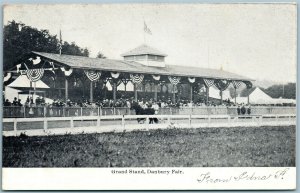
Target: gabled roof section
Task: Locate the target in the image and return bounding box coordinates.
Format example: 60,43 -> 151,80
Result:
31,51 -> 253,81
121,44 -> 167,57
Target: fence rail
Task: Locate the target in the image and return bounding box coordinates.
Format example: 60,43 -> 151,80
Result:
2,106 -> 296,118
2,114 -> 297,137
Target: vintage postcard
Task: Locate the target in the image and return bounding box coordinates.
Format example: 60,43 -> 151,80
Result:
2,3 -> 296,190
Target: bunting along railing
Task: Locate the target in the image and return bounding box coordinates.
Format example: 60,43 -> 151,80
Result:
232,80 -> 242,89
26,69 -> 45,82
168,76 -> 181,85
203,78 -> 214,88
84,70 -> 101,82
214,79 -> 231,91
130,74 -> 144,84
152,74 -> 161,81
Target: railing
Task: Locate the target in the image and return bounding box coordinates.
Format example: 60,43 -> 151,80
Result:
2,114 -> 296,137
2,106 -> 296,118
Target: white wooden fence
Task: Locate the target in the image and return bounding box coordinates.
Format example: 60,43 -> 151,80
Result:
2,114 -> 296,137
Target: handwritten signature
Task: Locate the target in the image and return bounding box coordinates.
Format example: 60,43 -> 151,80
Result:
197,168 -> 289,184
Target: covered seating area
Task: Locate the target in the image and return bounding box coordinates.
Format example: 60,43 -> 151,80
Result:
4,45 -> 254,106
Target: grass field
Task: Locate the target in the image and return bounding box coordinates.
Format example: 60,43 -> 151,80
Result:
2,125 -> 295,167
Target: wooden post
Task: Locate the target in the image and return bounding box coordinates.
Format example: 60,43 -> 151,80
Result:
65,78 -> 68,102
90,81 -> 93,102
190,84 -> 193,102
113,82 -> 117,103
134,83 -> 138,102
234,88 -> 237,105
206,86 -> 209,105
14,118 -> 17,136
220,90 -> 223,105
70,117 -> 74,128
44,118 -> 48,131
247,93 -> 250,105
154,84 -> 157,101
173,85 -> 176,104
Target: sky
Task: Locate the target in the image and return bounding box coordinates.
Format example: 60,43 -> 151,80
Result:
3,3 -> 297,83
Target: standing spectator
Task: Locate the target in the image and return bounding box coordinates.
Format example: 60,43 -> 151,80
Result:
237,105 -> 241,115
241,104 -> 246,115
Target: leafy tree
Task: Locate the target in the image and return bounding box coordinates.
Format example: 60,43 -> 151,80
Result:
3,21 -> 59,70
3,20 -> 90,71
264,83 -> 296,99
96,51 -> 106,59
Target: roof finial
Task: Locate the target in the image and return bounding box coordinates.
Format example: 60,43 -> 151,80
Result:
59,29 -> 62,55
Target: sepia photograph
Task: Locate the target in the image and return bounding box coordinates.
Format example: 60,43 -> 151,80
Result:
2,3 -> 297,190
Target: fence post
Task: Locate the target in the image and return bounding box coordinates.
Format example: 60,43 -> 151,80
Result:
70,117 -> 74,128
44,107 -> 47,117
14,118 -> 17,136
43,117 -> 48,131
227,115 -> 230,125
113,108 -> 116,115
80,107 -> 83,117
168,115 -> 171,125
122,115 -> 125,130
97,116 -> 101,127
97,107 -> 100,116
189,114 -> 192,127
169,107 -> 172,115
22,106 -> 25,118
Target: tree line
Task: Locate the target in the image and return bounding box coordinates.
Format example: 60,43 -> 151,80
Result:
3,20 -> 105,71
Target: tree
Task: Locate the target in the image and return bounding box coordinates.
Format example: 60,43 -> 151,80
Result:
96,51 -> 106,59
3,20 -> 90,71
3,21 -> 59,70
264,83 -> 296,99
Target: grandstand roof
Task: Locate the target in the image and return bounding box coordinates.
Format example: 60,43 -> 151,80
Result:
32,51 -> 253,81
121,44 -> 167,57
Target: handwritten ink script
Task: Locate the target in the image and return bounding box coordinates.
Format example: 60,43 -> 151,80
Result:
197,168 -> 289,184
111,169 -> 184,175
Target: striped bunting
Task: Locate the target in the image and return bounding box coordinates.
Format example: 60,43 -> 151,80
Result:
188,77 -> 195,83
61,67 -> 73,76
152,75 -> 160,81
111,72 -> 120,79
203,78 -> 214,87
130,74 -> 144,84
4,72 -> 11,82
168,76 -> 181,85
26,69 -> 44,82
214,79 -> 231,91
232,81 -> 242,89
243,81 -> 253,89
84,70 -> 101,82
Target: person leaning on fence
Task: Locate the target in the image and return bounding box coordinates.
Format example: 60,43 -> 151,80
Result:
247,105 -> 251,115
241,105 -> 246,115
237,105 -> 241,115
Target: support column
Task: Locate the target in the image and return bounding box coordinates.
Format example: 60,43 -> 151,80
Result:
234,88 -> 237,104
220,90 -> 223,105
154,84 -> 158,101
172,85 -> 176,104
90,81 -> 93,102
247,94 -> 250,104
65,78 -> 68,102
206,86 -> 209,105
142,83 -> 146,98
190,84 -> 193,102
113,82 -> 117,103
134,83 -> 138,102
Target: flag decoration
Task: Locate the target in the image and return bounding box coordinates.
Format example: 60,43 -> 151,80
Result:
26,69 -> 45,82
61,67 -> 73,76
203,78 -> 214,88
84,70 -> 101,82
232,80 -> 242,89
152,74 -> 160,81
144,21 -> 152,35
130,74 -> 144,84
111,72 -> 120,79
188,77 -> 196,84
4,72 -> 11,82
168,76 -> 181,85
243,81 -> 253,89
16,64 -> 21,73
214,79 -> 231,91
